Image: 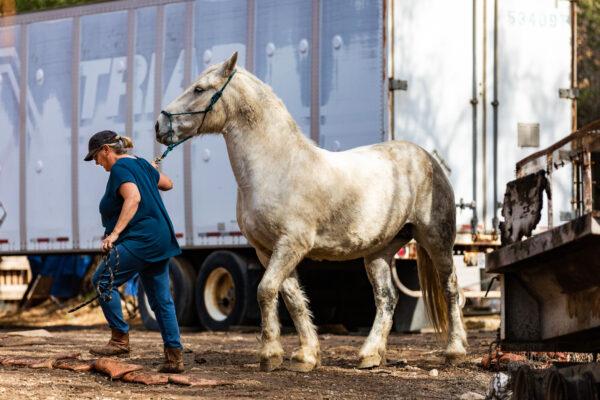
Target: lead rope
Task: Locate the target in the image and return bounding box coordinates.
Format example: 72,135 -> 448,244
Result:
153,134 -> 193,165
155,70 -> 237,165
67,247 -> 120,314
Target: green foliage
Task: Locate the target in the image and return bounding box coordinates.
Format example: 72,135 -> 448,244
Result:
14,0 -> 109,14
578,0 -> 600,127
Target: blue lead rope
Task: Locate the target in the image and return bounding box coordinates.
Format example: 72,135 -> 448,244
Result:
154,70 -> 237,164
154,135 -> 193,164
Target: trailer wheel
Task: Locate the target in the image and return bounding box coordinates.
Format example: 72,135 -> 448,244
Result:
138,257 -> 196,331
195,251 -> 248,331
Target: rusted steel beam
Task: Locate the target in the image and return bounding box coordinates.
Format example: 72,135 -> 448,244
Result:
516,121 -> 600,175
583,151 -> 594,214
546,154 -> 553,228
486,213 -> 600,274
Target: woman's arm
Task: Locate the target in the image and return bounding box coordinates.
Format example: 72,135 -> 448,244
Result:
101,182 -> 141,252
151,161 -> 174,191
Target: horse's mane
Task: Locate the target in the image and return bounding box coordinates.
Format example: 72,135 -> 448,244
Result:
231,68 -> 317,150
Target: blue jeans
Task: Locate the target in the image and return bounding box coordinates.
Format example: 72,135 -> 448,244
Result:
92,244 -> 182,349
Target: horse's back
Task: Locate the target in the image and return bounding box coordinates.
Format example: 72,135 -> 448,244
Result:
332,139 -> 455,234
302,140 -> 444,260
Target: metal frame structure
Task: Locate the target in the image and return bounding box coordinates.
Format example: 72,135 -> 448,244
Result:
487,121 -> 600,352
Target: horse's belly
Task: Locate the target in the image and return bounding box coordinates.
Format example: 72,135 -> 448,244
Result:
308,220 -> 404,261
308,238 -> 391,261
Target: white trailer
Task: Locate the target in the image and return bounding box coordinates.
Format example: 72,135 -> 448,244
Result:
0,0 -> 573,330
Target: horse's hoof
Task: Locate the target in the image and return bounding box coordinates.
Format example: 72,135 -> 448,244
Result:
357,355 -> 383,369
288,360 -> 318,372
259,355 -> 283,372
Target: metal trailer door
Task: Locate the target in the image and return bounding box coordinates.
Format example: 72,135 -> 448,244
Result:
191,0 -> 248,246
78,11 -> 129,249
132,6 -> 159,167
392,0 -> 572,232
495,0 -> 572,228
254,0 -> 312,139
159,2 -> 188,246
319,0 -> 385,152
0,26 -> 22,252
392,0 -> 475,231
26,19 -> 74,251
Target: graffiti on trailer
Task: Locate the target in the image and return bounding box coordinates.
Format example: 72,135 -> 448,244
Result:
80,50 -> 188,126
0,47 -> 42,129
0,47 -> 188,131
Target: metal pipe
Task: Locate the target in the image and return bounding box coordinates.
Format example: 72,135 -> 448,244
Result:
71,16 -> 81,248
310,0 -> 320,144
153,5 -> 164,161
571,0 -> 578,132
245,0 -> 255,73
470,0 -> 478,234
583,151 -> 592,214
577,159 -> 582,216
482,0 -> 488,232
491,0 -> 499,233
125,10 -> 135,139
387,0 -> 395,141
546,155 -> 553,228
183,1 -> 194,246
18,23 -> 27,249
570,1 -> 578,217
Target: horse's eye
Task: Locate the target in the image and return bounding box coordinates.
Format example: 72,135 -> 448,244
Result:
194,87 -> 205,94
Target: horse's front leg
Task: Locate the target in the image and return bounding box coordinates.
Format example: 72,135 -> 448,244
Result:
257,237 -> 309,372
281,271 -> 320,372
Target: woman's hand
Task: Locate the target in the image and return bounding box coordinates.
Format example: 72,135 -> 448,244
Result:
150,161 -> 173,191
102,231 -> 119,252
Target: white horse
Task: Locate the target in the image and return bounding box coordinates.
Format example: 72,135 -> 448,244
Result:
155,52 -> 467,372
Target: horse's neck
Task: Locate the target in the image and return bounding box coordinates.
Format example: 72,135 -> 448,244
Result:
223,116 -> 317,193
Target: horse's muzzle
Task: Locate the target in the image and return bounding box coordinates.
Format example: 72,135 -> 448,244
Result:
154,115 -> 171,144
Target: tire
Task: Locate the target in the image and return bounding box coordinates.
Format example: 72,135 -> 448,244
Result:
138,257 -> 196,331
195,251 -> 248,331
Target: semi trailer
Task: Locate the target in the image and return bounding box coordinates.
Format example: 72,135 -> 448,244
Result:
0,0 -> 573,330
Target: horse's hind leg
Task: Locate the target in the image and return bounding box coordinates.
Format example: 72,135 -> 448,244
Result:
415,229 -> 467,362
432,248 -> 467,361
281,271 -> 320,372
358,240 -> 404,369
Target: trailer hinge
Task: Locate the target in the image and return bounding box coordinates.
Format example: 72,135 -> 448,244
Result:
389,78 -> 408,91
559,87 -> 579,100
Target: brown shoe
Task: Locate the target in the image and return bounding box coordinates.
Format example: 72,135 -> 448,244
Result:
158,347 -> 184,373
89,329 -> 130,356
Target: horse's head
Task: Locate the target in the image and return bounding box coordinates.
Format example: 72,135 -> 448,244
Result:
155,52 -> 238,145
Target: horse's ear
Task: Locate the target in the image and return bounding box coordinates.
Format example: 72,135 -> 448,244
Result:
221,51 -> 238,77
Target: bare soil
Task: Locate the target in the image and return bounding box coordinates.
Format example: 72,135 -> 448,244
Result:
0,302 -> 496,399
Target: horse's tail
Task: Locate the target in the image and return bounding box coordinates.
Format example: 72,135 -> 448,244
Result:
416,244 -> 448,337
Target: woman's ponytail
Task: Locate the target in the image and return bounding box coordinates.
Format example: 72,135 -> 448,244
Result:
120,136 -> 134,149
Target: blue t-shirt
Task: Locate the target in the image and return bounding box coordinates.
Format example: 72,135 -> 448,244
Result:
99,157 -> 181,262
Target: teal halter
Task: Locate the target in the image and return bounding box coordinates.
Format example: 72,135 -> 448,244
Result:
155,70 -> 237,163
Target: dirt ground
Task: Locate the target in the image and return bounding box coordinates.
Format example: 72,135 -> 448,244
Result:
0,302 -> 497,400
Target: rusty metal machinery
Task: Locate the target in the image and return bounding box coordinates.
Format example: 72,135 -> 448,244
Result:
486,120 -> 600,353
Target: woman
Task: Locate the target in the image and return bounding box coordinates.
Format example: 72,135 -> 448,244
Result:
84,130 -> 184,373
